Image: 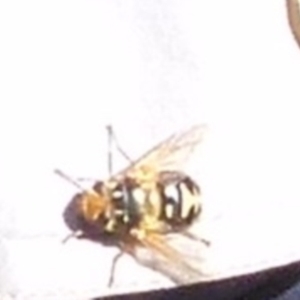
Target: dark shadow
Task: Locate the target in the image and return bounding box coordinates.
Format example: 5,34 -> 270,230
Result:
91,260 -> 300,300
286,0 -> 300,49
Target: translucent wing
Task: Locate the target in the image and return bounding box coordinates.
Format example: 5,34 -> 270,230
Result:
115,124 -> 208,181
132,232 -> 209,285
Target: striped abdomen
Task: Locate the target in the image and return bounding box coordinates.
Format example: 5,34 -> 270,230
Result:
158,171 -> 202,228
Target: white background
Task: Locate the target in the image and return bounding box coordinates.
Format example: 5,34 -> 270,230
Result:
0,0 -> 300,299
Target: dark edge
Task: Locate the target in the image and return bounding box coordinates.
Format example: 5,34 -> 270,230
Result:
90,260 -> 300,300
286,0 -> 300,49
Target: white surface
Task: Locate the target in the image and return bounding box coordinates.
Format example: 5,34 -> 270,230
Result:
1,0 -> 300,299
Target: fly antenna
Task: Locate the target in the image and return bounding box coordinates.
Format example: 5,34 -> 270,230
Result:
54,169 -> 86,192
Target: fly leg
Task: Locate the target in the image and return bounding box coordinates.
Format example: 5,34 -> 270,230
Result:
108,250 -> 125,287
181,231 -> 211,247
61,230 -> 86,244
108,241 -> 137,287
106,125 -> 133,176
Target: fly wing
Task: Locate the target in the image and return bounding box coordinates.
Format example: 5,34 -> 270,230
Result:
114,124 -> 208,181
132,232 -> 210,285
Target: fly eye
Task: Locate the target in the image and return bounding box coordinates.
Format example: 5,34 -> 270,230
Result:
93,181 -> 104,193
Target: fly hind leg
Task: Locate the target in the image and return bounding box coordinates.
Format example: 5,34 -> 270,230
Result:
108,240 -> 138,287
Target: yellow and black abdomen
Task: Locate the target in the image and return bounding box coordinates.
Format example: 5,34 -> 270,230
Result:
158,171 -> 202,228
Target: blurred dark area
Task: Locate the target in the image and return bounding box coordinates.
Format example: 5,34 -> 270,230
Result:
286,0 -> 300,49
92,260 -> 300,300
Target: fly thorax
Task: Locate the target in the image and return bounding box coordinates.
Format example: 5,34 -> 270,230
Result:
104,178 -> 146,232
